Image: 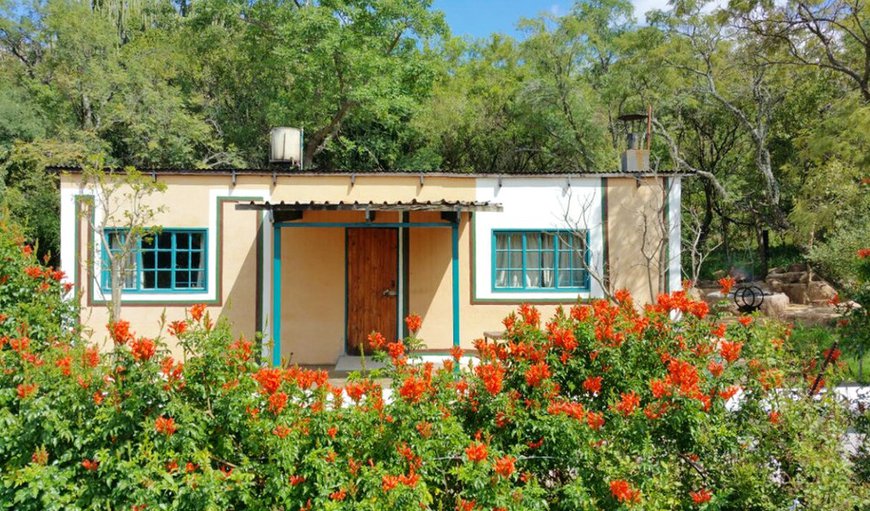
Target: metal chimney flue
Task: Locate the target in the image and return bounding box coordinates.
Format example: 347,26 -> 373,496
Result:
618,112 -> 650,172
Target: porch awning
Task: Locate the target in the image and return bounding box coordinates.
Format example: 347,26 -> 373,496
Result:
235,199 -> 503,213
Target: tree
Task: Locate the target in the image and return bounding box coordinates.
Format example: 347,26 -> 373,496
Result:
658,4 -> 790,233
180,0 -> 447,169
77,154 -> 165,323
736,0 -> 870,103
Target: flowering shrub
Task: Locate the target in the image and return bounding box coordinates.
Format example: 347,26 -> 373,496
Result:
0,219 -> 77,348
1,220 -> 868,510
835,249 -> 870,372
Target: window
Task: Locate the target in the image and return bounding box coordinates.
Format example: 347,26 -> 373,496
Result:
101,229 -> 207,292
492,230 -> 588,291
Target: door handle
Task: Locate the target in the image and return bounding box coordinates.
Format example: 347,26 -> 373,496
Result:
382,279 -> 397,297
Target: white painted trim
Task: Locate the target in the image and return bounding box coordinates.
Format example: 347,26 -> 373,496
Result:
668,177 -> 682,292
59,186 -> 79,291
262,221 -> 275,362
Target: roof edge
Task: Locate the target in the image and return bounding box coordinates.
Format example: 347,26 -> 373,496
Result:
51,166 -> 690,179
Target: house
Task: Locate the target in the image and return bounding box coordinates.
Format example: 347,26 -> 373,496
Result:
57,132 -> 683,366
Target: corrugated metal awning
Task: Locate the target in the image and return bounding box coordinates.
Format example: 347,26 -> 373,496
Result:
235,199 -> 503,213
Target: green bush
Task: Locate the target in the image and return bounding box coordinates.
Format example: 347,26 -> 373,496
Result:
1,221 -> 868,510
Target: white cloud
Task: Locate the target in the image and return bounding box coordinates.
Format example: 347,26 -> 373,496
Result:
630,0 -> 730,20
631,0 -> 671,18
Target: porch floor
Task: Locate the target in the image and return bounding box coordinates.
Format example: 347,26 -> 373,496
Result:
299,354 -> 479,386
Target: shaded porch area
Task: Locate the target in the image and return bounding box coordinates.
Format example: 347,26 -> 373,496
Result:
236,199 -> 501,366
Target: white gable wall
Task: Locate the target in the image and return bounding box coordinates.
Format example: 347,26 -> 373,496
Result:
474,177 -> 606,301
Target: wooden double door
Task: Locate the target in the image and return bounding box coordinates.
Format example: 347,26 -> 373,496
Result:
346,228 -> 398,354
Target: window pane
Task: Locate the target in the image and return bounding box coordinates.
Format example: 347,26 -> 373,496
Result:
506,270 -> 521,288
176,271 -> 190,288
175,250 -> 190,269
157,270 -> 172,289
191,251 -> 203,270
157,232 -> 172,249
122,250 -> 137,289
495,268 -> 507,287
559,250 -> 573,270
510,250 -> 522,269
191,270 -> 204,288
542,246 -> 555,269
142,250 -> 156,270
573,250 -> 584,270
527,249 -> 540,270
495,249 -> 508,269
494,233 -> 510,289
143,270 -> 156,289
541,233 -> 555,251
527,269 -> 541,288
190,233 -> 204,251
157,250 -> 172,269
176,233 -> 189,250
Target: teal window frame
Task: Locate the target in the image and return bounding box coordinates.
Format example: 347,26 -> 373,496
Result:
491,229 -> 590,292
100,228 -> 208,294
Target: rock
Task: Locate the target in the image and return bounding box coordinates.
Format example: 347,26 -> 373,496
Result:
703,290 -> 726,306
767,279 -> 784,293
760,293 -> 790,319
702,290 -> 739,314
781,283 -> 809,305
686,287 -> 703,302
768,266 -> 785,275
769,271 -> 804,284
711,269 -> 727,279
729,267 -> 752,282
807,281 -> 837,304
783,306 -> 840,327
787,262 -> 808,273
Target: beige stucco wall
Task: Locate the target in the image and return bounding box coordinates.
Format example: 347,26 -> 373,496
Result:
408,212 -> 568,351
606,177 -> 667,305
268,175 -> 476,203
61,175 -> 264,357
278,213 -> 345,365
62,172 -> 675,362
407,212 -> 453,346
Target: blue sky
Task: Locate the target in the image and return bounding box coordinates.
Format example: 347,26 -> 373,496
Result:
432,0 -> 672,39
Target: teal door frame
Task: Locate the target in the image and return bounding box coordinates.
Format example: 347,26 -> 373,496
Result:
271,218 -> 461,366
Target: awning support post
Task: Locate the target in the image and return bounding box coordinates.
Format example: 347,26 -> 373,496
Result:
451,216 -> 460,348
272,225 -> 282,366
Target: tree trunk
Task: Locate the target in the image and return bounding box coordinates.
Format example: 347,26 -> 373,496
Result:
753,227 -> 765,280
759,229 -> 770,278
110,256 -> 122,324
302,100 -> 355,168
722,216 -> 730,266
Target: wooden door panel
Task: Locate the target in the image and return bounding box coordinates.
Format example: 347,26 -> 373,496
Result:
347,228 -> 397,354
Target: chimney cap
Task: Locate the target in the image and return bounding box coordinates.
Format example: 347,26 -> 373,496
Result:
617,113 -> 647,123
